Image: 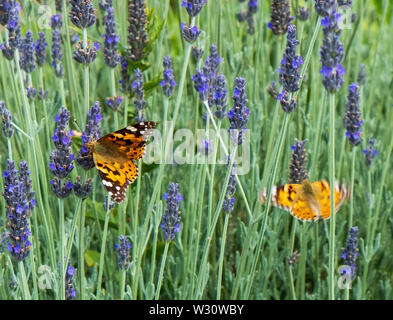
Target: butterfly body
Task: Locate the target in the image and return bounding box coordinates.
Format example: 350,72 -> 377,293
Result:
259,180 -> 349,221
86,121 -> 156,203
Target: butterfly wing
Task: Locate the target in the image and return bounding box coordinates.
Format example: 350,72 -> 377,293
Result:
312,180 -> 349,219
259,183 -> 319,221
94,153 -> 139,203
97,121 -> 156,161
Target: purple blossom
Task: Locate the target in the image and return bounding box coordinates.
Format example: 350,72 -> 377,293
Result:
161,183 -> 182,241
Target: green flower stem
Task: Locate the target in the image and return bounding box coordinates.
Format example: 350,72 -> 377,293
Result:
58,198 -> 65,300
216,212 -> 230,299
79,198 -> 86,300
110,68 -> 119,129
242,113 -> 290,299
96,203 -> 111,297
195,146 -> 237,299
62,0 -> 80,117
154,242 -> 169,299
18,261 -> 31,300
349,147 -> 356,227
120,270 -> 126,300
83,28 -> 89,123
328,93 -> 336,300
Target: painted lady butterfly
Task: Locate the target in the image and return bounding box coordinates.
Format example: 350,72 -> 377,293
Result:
85,121 -> 156,203
259,180 -> 349,221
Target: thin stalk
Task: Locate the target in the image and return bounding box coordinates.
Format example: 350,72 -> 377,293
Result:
96,203 -> 111,297
155,242 -> 169,299
349,147 -> 356,227
83,28 -> 89,123
18,262 -> 31,300
58,198 -> 65,300
328,93 -> 336,300
216,212 -> 230,299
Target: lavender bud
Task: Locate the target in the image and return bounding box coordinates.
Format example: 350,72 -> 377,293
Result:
363,139 -> 378,168
228,77 -> 249,145
319,8 -> 346,93
191,46 -> 204,61
35,32 -> 47,67
106,95 -> 123,112
180,23 -> 201,43
102,5 -> 120,68
344,83 -> 362,146
69,0 -> 96,29
77,102 -> 102,170
73,41 -> 100,65
0,100 -> 14,138
128,0 -> 148,61
3,159 -> 35,261
51,28 -> 64,78
161,183 -> 182,241
65,260 -> 77,300
340,226 -> 359,280
19,30 -> 36,73
181,0 -> 206,17
73,176 -> 92,199
132,68 -> 146,123
114,235 -> 131,270
160,56 -> 176,97
289,139 -> 309,184
268,0 -> 291,35
279,24 -> 303,93
222,157 -> 237,213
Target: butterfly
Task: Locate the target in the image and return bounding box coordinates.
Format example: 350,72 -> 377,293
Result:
258,180 -> 349,221
85,121 -> 156,203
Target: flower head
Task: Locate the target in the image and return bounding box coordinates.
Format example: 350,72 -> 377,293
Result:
65,260 -> 77,300
298,6 -> 311,21
181,0 -> 206,17
49,178 -> 73,199
191,70 -> 209,101
102,5 -> 120,68
340,226 -> 359,280
132,68 -> 146,123
161,183 -> 182,241
50,106 -> 74,180
114,235 -> 131,270
363,139 -> 378,168
0,100 -> 14,138
3,160 -> 35,261
73,41 -> 99,65
128,0 -> 148,61
160,56 -> 176,97
344,83 -> 362,146
279,24 -> 303,93
77,102 -> 102,170
69,0 -> 96,29
35,32 -> 47,67
50,14 -> 62,29
314,0 -> 335,16
269,0 -> 291,35
223,157 -> 237,213
180,23 -> 201,43
213,74 -> 228,119
289,139 -> 308,184
51,28 -> 64,78
19,30 -> 36,73
73,176 -> 92,199
106,95 -> 123,112
319,7 -> 346,93
191,46 -> 204,61
228,77 -> 249,145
